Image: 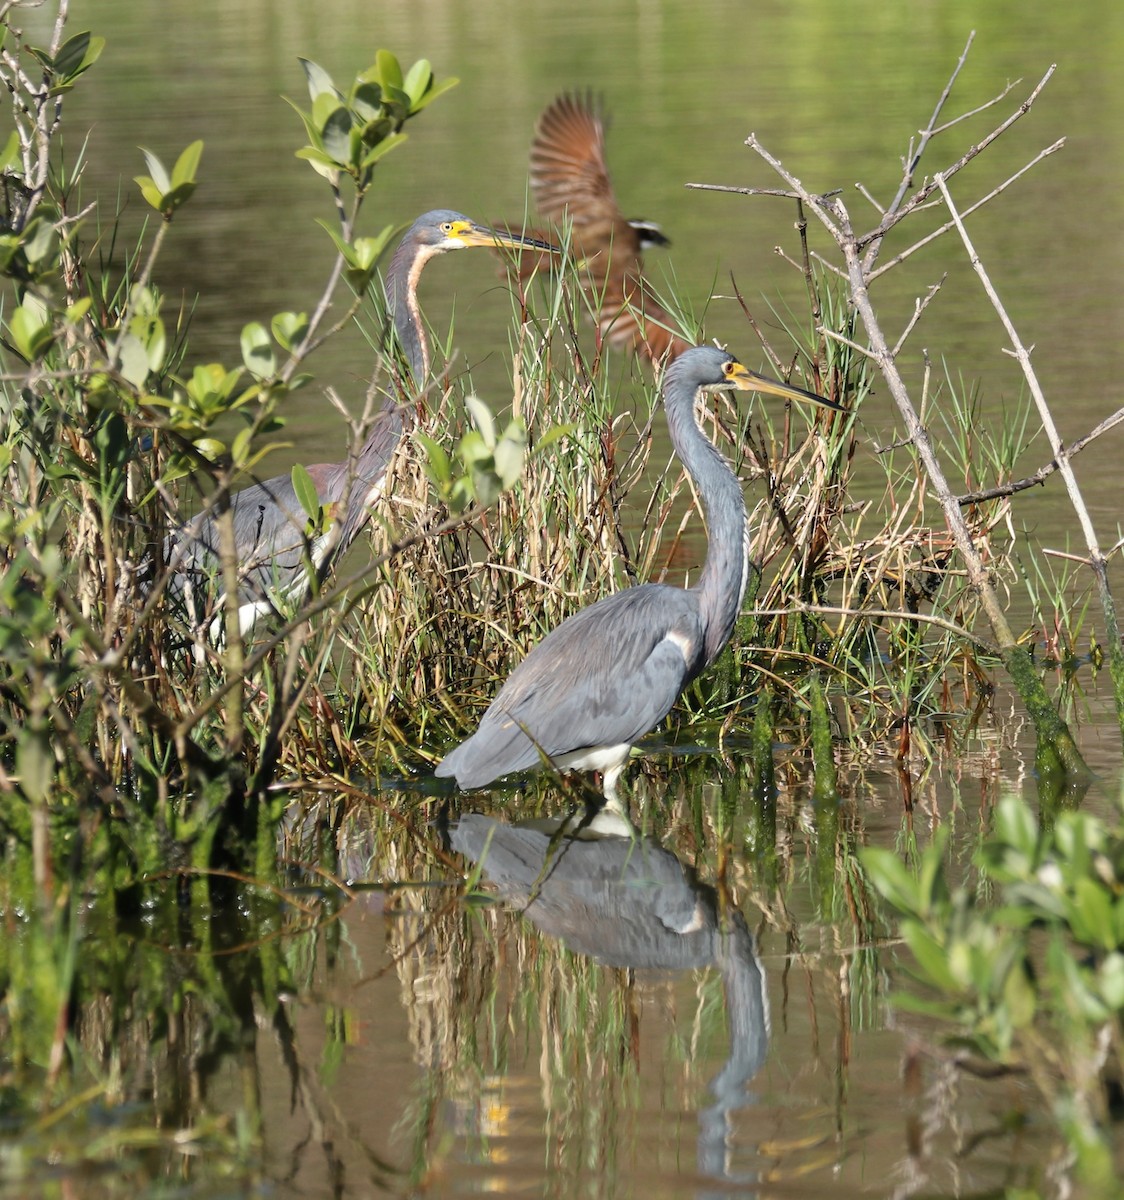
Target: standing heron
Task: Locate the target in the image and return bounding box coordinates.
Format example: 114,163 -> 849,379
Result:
168,211 -> 557,638
504,92 -> 691,364
435,345 -> 841,810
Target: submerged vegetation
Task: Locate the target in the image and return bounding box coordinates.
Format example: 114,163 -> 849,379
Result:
1,4 -> 1123,1195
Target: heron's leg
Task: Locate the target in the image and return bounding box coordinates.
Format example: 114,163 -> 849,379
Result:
601,762 -> 631,820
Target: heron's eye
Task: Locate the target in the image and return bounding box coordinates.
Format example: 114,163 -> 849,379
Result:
440,222 -> 453,234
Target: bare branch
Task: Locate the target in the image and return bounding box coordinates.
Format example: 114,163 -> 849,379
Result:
957,405 -> 1124,504
892,278 -> 946,357
937,171 -> 1124,699
855,182 -> 885,215
685,182 -> 843,201
820,327 -> 879,361
929,78 -> 1019,137
873,30 -> 978,238
868,139 -> 1065,284
754,601 -> 997,653
857,65 -> 1057,256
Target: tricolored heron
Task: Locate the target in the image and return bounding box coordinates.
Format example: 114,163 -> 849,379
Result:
505,92 -> 691,364
435,345 -> 842,811
168,211 -> 557,638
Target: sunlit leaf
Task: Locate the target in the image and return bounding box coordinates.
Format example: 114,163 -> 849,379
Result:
299,57 -> 339,103
240,321 -> 275,381
139,148 -> 170,195
0,130 -> 19,173
464,396 -> 496,448
319,106 -> 353,165
271,311 -> 309,352
402,58 -> 432,104
1099,952 -> 1124,1011
859,847 -> 920,917
291,462 -> 321,522
9,296 -> 53,361
415,431 -> 452,486
171,139 -> 204,188
116,333 -> 150,388
900,921 -> 957,992
409,76 -> 459,114
533,422 -> 577,452
52,30 -> 104,81
16,729 -> 53,805
375,49 -> 403,91
359,132 -> 408,169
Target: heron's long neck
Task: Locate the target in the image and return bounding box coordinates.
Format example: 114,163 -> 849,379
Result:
386,239 -> 436,385
665,384 -> 749,666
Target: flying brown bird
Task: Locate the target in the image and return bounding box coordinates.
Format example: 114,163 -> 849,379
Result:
509,92 -> 692,365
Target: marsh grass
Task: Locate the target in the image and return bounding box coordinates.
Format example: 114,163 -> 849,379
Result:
331,255 -> 1019,798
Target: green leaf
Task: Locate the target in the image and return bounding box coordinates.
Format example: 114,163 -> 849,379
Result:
139,148 -> 171,195
117,333 -> 151,388
471,465 -> 502,510
375,49 -> 403,91
271,311 -> 309,352
319,106 -> 353,165
171,139 -> 204,188
350,81 -> 383,122
415,431 -> 452,486
231,426 -> 255,467
1072,876 -> 1116,951
916,830 -> 950,915
1001,959 -> 1036,1028
0,130 -> 19,173
402,59 -> 432,105
351,229 -> 394,269
458,429 -> 491,468
534,422 -> 577,453
1099,952 -> 1124,1011
994,793 -> 1039,862
299,57 -> 340,103
291,462 -> 321,522
493,425 -> 528,489
409,76 -> 459,114
358,132 -> 408,169
859,847 -> 921,916
240,321 -> 275,380
294,146 -> 340,179
129,312 -> 166,373
65,297 -> 92,323
900,921 -> 957,992
52,31 -> 104,81
22,218 -> 55,267
16,729 -> 53,805
9,296 -> 53,361
464,395 -> 497,448
134,175 -> 165,212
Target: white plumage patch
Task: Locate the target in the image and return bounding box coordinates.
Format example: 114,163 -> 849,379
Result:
661,629 -> 694,665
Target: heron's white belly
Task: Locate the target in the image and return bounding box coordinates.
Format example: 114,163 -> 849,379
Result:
552,742 -> 633,773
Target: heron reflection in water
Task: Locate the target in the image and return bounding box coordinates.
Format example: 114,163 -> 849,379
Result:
450,811 -> 769,1182
167,211 -> 557,641
436,346 -> 841,811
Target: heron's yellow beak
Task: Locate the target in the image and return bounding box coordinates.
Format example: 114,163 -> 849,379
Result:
459,221 -> 560,255
725,359 -> 842,411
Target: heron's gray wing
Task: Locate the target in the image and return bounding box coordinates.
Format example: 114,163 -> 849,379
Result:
168,474 -> 313,607
437,584 -> 704,786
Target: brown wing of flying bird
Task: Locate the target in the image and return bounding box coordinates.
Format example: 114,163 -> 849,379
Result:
510,92 -> 691,365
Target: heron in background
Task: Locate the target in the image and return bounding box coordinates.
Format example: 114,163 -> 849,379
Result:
168,211 -> 557,639
435,345 -> 842,812
504,92 -> 691,364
